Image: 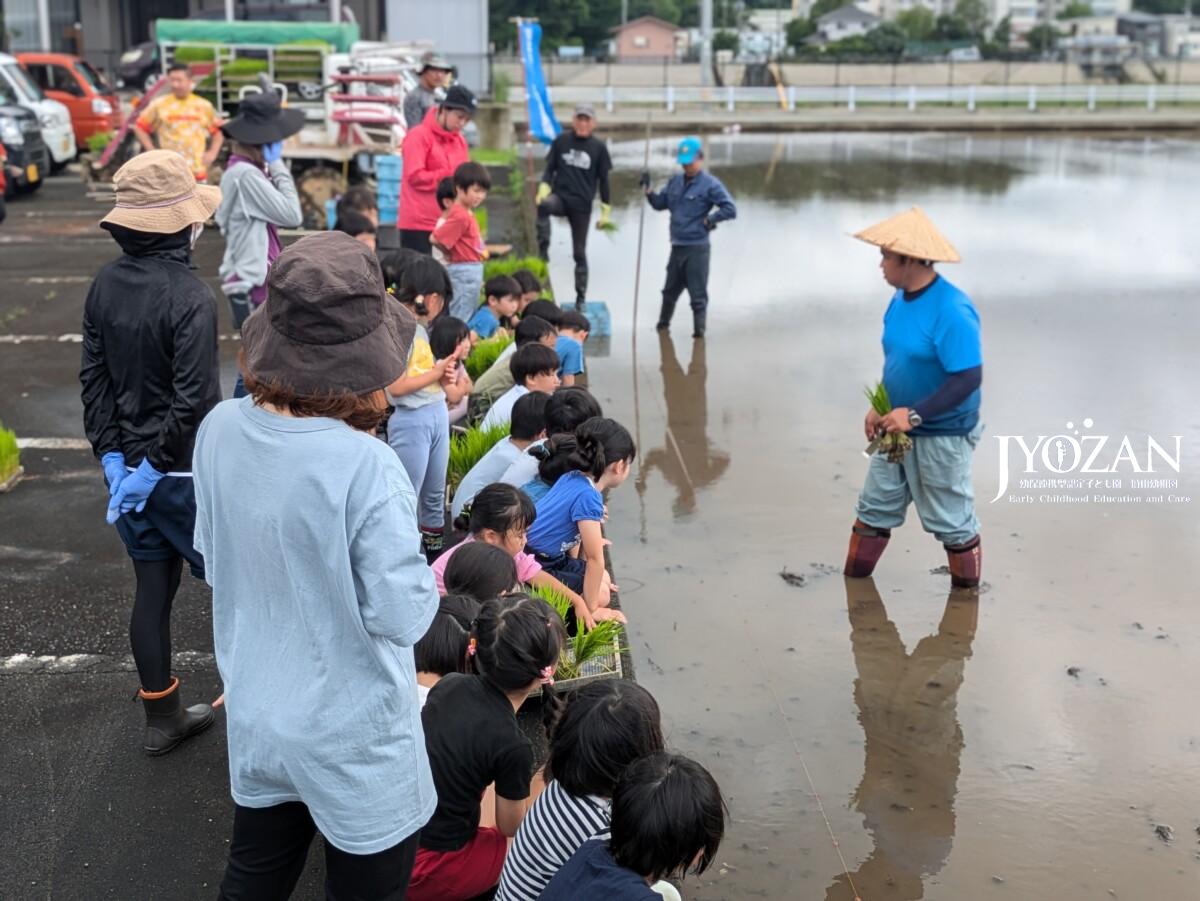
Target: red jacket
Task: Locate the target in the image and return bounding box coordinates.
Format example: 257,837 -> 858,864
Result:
398,106 -> 469,231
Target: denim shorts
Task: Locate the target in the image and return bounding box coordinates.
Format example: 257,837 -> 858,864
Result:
854,422 -> 983,547
113,475 -> 206,578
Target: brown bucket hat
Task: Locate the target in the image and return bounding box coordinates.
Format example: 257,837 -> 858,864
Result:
101,150 -> 221,233
241,232 -> 417,395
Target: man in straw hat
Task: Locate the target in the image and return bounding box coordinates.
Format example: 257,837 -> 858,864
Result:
192,232 -> 436,895
80,149 -> 222,755
844,206 -> 984,588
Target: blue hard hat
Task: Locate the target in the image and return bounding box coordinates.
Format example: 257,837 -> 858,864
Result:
677,136 -> 702,165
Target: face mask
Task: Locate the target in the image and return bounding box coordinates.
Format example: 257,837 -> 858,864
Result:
190,223 -> 205,249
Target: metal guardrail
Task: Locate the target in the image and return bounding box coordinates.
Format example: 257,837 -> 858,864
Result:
516,83 -> 1200,112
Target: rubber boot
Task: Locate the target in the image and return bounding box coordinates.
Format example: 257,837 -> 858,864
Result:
535,209 -> 551,261
656,297 -> 677,331
574,261 -> 588,310
139,676 -> 214,757
421,527 -> 445,564
843,518 -> 892,578
944,535 -> 982,588
692,309 -> 707,339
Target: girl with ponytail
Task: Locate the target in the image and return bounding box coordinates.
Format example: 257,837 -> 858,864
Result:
525,417 -> 635,617
412,594 -> 566,900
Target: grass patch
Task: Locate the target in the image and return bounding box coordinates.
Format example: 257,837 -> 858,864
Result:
0,423 -> 20,484
447,423 -> 510,493
465,332 -> 514,381
470,147 -> 518,166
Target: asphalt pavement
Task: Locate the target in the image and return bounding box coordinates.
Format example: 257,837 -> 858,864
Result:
0,173 -> 329,899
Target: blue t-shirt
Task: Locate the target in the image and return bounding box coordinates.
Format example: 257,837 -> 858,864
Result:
540,840 -> 661,901
881,276 -> 981,436
521,477 -> 551,503
555,335 -> 585,377
468,306 -> 500,339
527,471 -> 604,557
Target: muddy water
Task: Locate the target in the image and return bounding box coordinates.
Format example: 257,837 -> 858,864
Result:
541,133 -> 1200,900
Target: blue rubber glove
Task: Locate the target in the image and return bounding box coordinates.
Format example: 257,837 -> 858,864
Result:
106,459 -> 165,525
262,141 -> 283,164
101,451 -> 127,497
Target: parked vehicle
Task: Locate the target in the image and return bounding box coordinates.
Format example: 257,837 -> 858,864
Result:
0,100 -> 49,194
0,143 -> 7,222
18,52 -> 122,146
117,42 -> 161,93
0,52 -> 76,169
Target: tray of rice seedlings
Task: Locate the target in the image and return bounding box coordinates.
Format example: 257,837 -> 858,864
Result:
483,255 -> 548,283
528,583 -> 624,693
447,423 -> 510,494
0,422 -> 23,493
465,332 -> 514,381
863,381 -> 912,464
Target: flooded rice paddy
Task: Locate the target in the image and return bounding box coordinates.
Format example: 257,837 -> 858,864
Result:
545,133 -> 1200,899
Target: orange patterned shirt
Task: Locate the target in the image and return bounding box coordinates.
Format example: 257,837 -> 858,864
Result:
137,93 -> 220,178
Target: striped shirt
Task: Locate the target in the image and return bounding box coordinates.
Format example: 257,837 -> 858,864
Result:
494,780 -> 611,901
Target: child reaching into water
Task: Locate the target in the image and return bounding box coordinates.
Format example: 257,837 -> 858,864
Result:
413,594 -> 481,708
526,417 -> 635,614
540,751 -> 727,900
442,540 -> 519,601
495,681 -> 665,901
433,483 -> 623,628
410,594 -> 566,901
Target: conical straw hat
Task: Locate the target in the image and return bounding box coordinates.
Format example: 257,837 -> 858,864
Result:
853,206 -> 961,263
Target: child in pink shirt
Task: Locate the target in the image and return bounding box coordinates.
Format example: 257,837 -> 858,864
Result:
433,161 -> 489,323
431,483 -> 609,629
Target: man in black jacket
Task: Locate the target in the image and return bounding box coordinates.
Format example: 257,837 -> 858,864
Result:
536,104 -> 613,309
80,150 -> 223,756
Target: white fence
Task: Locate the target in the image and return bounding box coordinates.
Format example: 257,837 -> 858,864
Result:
518,83 -> 1200,113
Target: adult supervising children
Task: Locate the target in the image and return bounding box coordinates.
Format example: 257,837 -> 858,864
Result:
536,104 -> 612,309
80,151 -> 222,755
843,207 -> 984,589
399,85 -> 475,255
404,52 -> 453,128
134,64 -> 223,182
642,136 -> 737,339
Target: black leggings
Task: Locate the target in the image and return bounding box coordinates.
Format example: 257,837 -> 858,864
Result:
536,195 -> 592,302
218,802 -> 420,900
130,557 -> 183,693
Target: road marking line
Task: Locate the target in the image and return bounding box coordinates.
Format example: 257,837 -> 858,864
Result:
1,650 -> 215,675
0,333 -> 241,345
16,438 -> 92,450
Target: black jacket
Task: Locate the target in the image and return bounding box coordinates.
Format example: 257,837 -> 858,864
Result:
80,225 -> 221,472
541,131 -> 612,211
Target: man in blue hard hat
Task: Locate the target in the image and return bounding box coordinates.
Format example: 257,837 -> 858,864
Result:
641,136 -> 737,338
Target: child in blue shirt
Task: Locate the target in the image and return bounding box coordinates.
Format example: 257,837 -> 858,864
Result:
468,274 -> 521,343
540,751 -> 726,901
526,417 -> 633,623
555,309 -> 590,387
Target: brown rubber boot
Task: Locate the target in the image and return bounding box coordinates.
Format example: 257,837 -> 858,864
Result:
843,518 -> 892,578
944,535 -> 982,588
139,676 -> 215,757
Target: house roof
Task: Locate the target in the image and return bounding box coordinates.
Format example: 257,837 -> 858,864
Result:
817,4 -> 881,26
610,15 -> 681,34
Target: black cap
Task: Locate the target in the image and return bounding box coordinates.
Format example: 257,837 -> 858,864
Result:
441,84 -> 477,114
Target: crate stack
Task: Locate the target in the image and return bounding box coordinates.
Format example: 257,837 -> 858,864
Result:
375,155 -> 402,226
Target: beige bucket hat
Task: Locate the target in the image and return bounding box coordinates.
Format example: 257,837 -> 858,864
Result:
853,206 -> 960,264
101,150 -> 221,233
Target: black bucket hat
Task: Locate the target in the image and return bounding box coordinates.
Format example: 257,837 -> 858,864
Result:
241,232 -> 417,395
441,84 -> 477,115
222,89 -> 306,145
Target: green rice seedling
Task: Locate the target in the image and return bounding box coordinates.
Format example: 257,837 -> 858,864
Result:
595,219 -> 618,234
483,256 -> 548,283
447,423 -> 510,493
465,333 -> 514,381
527,581 -> 573,622
558,620 -> 623,682
0,423 -> 21,484
864,381 -> 912,463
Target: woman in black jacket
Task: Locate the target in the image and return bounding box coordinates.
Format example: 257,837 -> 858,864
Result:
80,150 -> 223,756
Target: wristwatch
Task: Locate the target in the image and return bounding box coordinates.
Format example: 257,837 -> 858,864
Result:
907,409 -> 923,428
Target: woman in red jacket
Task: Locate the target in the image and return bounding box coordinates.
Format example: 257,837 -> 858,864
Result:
399,85 -> 475,254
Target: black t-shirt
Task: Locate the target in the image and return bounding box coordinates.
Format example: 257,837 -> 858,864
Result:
420,673 -> 535,851
543,131 -> 612,211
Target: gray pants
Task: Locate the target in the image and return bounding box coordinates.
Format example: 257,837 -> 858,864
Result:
446,261 -> 483,323
386,400 -> 450,530
659,244 -> 711,331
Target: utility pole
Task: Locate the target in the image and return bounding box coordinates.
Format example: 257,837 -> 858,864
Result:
37,0 -> 51,50
330,0 -> 342,24
224,0 -> 235,22
621,0 -> 628,26
700,0 -> 714,86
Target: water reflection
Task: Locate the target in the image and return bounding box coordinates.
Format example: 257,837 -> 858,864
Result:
826,579 -> 979,901
636,332 -> 729,518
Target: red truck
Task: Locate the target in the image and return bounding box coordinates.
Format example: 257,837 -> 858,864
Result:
17,52 -> 121,146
